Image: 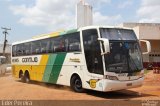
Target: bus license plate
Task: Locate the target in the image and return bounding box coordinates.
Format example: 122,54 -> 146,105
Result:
126,83 -> 132,86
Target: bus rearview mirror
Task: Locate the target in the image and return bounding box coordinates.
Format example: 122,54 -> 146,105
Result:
98,38 -> 110,55
140,40 -> 151,54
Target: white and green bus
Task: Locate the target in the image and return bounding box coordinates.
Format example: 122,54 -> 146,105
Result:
12,26 -> 151,92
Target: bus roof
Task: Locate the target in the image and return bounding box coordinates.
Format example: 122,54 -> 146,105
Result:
80,25 -> 132,30
12,26 -> 133,45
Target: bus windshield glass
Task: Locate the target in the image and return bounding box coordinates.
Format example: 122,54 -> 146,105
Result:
100,28 -> 137,40
100,28 -> 143,73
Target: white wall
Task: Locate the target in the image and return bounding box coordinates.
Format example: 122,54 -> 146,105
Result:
133,26 -> 140,39
139,26 -> 160,40
122,23 -> 160,40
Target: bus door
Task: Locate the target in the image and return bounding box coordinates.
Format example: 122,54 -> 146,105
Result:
82,29 -> 104,89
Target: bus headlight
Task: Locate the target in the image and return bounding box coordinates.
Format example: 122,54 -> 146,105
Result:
105,75 -> 119,80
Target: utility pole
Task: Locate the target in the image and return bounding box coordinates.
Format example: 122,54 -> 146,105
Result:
1,27 -> 11,56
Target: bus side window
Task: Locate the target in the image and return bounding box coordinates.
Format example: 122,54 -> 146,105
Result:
16,44 -> 24,56
40,39 -> 50,54
12,45 -> 16,57
24,42 -> 31,55
64,38 -> 69,52
68,32 -> 81,52
54,37 -> 65,52
49,38 -> 55,53
54,37 -> 60,52
31,41 -> 41,54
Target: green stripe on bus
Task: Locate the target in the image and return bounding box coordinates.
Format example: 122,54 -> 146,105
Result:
42,54 -> 57,82
59,29 -> 78,36
66,29 -> 78,34
48,53 -> 66,83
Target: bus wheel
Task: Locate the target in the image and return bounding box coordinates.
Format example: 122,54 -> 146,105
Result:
24,71 -> 30,83
71,75 -> 84,93
19,71 -> 25,82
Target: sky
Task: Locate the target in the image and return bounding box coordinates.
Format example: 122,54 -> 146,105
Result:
0,0 -> 160,44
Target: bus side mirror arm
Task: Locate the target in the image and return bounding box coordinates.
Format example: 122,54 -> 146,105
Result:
98,38 -> 110,55
140,40 -> 151,54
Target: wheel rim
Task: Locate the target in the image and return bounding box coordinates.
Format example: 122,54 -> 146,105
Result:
20,74 -> 23,80
26,77 -> 29,82
75,78 -> 82,89
25,74 -> 30,83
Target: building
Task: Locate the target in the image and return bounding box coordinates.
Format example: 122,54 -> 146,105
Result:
76,0 -> 93,28
120,23 -> 160,68
0,44 -> 11,63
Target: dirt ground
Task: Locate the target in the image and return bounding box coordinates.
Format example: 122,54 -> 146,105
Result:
0,71 -> 160,100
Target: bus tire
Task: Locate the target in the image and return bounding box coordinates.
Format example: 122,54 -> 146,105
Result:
24,71 -> 30,83
70,75 -> 84,93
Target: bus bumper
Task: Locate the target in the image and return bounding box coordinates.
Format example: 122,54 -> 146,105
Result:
102,77 -> 144,92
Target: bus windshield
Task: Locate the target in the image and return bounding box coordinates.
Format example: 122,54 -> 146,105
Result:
100,28 -> 143,73
100,28 -> 137,40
